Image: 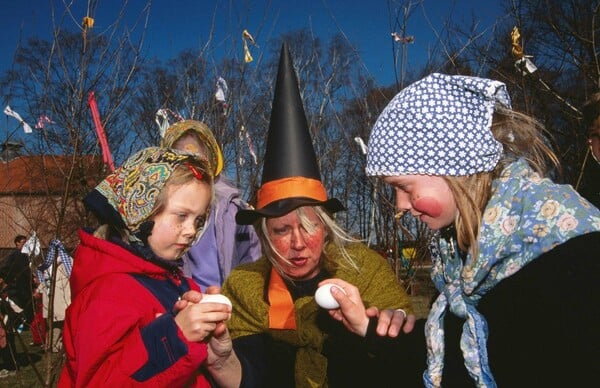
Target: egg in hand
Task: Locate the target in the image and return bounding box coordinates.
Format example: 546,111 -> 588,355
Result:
314,283 -> 346,309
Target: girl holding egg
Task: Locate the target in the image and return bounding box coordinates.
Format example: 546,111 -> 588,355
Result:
59,148 -> 241,387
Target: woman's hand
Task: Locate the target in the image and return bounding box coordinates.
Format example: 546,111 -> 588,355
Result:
205,325 -> 242,388
206,324 -> 233,367
319,278 -> 370,337
365,306 -> 416,337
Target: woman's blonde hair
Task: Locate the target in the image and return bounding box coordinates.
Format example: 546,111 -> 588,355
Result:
256,206 -> 359,281
444,106 -> 560,259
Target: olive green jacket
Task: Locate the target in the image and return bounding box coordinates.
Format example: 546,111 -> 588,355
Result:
222,242 -> 412,388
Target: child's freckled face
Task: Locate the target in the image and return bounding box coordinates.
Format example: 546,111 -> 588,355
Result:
147,180 -> 211,260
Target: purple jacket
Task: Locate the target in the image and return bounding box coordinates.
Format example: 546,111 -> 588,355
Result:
183,179 -> 261,289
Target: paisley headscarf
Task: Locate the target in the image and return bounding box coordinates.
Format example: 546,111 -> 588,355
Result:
84,147 -> 213,246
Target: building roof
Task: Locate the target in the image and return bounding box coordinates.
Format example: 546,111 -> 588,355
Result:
0,155 -> 103,195
0,154 -> 106,249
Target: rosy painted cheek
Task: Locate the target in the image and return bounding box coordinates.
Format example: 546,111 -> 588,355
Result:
271,237 -> 290,256
413,197 -> 443,218
303,234 -> 323,251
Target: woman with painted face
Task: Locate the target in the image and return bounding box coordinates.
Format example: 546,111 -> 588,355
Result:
59,148 -> 241,387
367,73 -> 600,387
219,44 -> 418,388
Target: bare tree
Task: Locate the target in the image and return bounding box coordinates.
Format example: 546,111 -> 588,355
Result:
0,1 -> 150,385
443,0 -> 600,187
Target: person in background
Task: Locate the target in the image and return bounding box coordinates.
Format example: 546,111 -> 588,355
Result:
366,73 -> 600,387
37,239 -> 73,353
161,120 -> 261,289
579,92 -> 600,208
29,274 -> 46,348
59,147 -> 241,387
0,235 -> 33,325
221,43 -> 418,388
0,277 -> 18,378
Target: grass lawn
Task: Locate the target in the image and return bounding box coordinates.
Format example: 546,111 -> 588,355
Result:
0,329 -> 63,387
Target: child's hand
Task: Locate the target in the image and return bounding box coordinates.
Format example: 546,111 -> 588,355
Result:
174,300 -> 232,342
174,285 -> 223,312
173,290 -> 202,312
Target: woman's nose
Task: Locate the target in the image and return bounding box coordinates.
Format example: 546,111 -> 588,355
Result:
290,228 -> 306,249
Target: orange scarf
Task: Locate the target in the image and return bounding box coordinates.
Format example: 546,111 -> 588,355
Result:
267,267 -> 297,329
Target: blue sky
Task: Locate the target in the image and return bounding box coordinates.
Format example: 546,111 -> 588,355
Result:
1,0 -> 507,87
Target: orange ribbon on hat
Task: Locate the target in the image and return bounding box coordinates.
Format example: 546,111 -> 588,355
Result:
257,176 -> 327,209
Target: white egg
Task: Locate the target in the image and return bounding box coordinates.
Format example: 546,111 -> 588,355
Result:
314,283 -> 345,309
199,293 -> 232,308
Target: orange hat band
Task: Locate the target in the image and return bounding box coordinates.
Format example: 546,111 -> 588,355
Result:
257,177 -> 327,209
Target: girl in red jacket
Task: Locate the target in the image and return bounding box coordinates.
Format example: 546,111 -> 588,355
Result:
58,147 -> 241,387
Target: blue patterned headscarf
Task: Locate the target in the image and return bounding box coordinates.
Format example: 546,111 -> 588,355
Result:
365,73 -> 600,387
366,73 -> 511,176
424,160 -> 600,387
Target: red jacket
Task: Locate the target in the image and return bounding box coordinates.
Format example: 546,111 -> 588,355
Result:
58,229 -> 210,387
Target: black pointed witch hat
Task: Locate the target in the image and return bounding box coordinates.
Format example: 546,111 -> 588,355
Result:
236,43 -> 345,225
